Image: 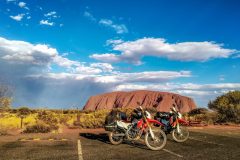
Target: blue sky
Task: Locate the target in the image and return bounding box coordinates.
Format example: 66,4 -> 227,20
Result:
0,0 -> 240,108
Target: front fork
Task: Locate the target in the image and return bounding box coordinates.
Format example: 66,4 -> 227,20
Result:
149,127 -> 155,139
176,123 -> 180,133
145,119 -> 155,139
175,119 -> 181,134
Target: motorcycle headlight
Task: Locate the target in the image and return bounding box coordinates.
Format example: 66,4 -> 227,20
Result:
178,112 -> 182,119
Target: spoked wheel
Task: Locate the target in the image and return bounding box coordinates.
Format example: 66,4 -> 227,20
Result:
145,129 -> 167,150
109,130 -> 124,145
172,126 -> 189,142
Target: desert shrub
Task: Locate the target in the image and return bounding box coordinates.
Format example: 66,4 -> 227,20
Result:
57,114 -> 74,125
208,91 -> 240,123
0,112 -> 37,130
187,107 -> 219,124
9,109 -> 18,114
73,109 -> 110,128
24,122 -> 51,133
188,108 -> 209,116
72,109 -> 142,128
37,111 -> 59,130
0,113 -> 21,129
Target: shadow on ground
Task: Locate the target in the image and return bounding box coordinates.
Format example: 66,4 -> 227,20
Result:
79,132 -> 148,150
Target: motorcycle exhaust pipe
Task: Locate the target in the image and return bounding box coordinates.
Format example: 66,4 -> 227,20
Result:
113,133 -> 125,136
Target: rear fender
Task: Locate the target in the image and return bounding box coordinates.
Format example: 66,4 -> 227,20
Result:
178,118 -> 189,126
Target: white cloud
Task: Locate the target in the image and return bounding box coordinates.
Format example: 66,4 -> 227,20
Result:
106,39 -> 124,46
91,38 -> 238,64
53,55 -> 80,68
44,11 -> 57,17
40,20 -> 54,26
75,66 -> 102,74
41,11 -> 61,26
10,14 -> 25,21
94,71 -> 191,83
83,11 -> 128,34
0,37 -> 57,65
90,63 -> 114,72
0,37 -> 113,74
6,0 -> 16,2
99,19 -> 128,34
83,11 -> 96,21
18,2 -> 26,7
90,53 -> 122,63
18,2 -> 29,10
1,36 -> 238,108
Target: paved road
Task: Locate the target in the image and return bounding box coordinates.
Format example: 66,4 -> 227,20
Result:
80,131 -> 240,160
0,130 -> 239,160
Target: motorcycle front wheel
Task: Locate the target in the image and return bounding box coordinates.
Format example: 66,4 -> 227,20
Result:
145,129 -> 167,151
108,130 -> 124,145
172,126 -> 189,142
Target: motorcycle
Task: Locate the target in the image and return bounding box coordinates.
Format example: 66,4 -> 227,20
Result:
154,106 -> 190,142
105,106 -> 167,151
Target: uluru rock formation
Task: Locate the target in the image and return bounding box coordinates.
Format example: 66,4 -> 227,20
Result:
83,90 -> 196,113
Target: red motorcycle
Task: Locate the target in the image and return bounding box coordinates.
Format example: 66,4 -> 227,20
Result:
154,106 -> 190,142
106,106 -> 167,150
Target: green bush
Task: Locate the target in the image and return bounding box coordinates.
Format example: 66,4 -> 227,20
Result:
208,91 -> 240,123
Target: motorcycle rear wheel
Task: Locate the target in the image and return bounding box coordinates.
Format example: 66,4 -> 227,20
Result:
172,126 -> 189,142
145,129 -> 167,151
109,131 -> 124,145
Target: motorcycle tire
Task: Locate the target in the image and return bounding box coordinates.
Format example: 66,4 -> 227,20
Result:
108,131 -> 124,145
172,126 -> 189,143
145,129 -> 167,151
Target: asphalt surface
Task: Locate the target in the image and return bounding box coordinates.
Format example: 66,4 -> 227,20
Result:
0,130 -> 239,160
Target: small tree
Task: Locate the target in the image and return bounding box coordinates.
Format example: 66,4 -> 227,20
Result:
0,97 -> 12,111
17,107 -> 31,128
208,91 -> 240,123
0,85 -> 12,111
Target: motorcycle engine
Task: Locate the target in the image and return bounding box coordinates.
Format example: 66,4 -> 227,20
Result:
127,124 -> 141,140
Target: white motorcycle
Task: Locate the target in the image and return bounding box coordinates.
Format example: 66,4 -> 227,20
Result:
105,106 -> 167,151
